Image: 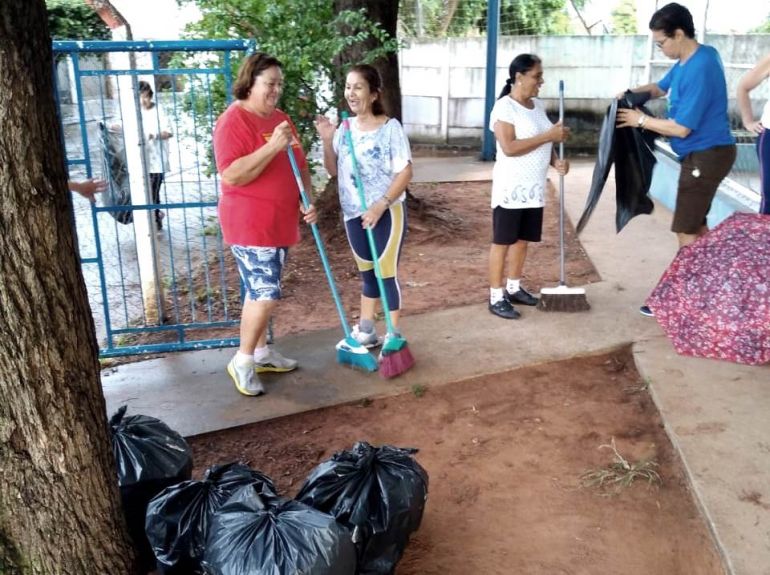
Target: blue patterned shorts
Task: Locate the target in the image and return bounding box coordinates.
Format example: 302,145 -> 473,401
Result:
231,245 -> 287,301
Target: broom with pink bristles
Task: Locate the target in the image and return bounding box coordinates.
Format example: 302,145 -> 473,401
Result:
341,112 -> 415,379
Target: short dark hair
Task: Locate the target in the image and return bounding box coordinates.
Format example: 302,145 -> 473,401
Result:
232,52 -> 283,100
498,53 -> 542,99
649,3 -> 695,39
346,64 -> 385,116
138,80 -> 153,98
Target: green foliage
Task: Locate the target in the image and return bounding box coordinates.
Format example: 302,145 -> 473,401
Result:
399,0 -> 486,37
752,13 -> 770,33
499,0 -> 569,35
399,0 -> 570,37
46,0 -> 111,40
411,384 -> 427,398
611,0 -> 638,34
177,0 -> 398,159
201,222 -> 220,237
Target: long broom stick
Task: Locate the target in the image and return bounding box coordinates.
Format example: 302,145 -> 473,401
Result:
341,113 -> 415,379
287,146 -> 378,372
537,80 -> 590,312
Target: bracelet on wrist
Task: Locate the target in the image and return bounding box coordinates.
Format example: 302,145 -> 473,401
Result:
637,115 -> 647,128
380,196 -> 392,208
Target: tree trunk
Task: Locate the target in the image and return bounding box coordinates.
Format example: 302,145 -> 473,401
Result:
0,2 -> 136,574
317,0 -> 404,233
334,0 -> 402,121
439,0 -> 461,36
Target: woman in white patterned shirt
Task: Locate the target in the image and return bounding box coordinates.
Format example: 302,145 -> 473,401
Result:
488,54 -> 570,319
316,64 -> 413,347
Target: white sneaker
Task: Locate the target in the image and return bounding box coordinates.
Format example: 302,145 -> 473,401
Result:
350,324 -> 382,348
227,356 -> 265,396
254,347 -> 298,373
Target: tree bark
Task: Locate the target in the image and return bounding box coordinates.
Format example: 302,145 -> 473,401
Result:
317,0 -> 404,233
334,0 -> 402,121
569,0 -> 593,35
439,0 -> 461,36
0,2 -> 136,573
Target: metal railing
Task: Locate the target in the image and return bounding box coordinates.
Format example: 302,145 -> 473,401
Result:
54,39 -> 255,357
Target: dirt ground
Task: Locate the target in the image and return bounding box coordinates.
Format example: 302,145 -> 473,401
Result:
121,176 -> 599,352
189,347 -> 724,575
275,177 -> 599,337
178,179 -> 722,573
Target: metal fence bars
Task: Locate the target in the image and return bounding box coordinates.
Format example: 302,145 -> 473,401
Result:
53,39 -> 255,357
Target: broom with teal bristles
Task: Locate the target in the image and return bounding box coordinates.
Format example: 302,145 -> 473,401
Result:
287,146 -> 378,372
341,112 -> 415,379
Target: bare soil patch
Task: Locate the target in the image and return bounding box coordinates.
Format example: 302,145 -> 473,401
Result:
276,177 -> 598,337
137,174 -> 720,573
189,347 -> 724,575
114,177 -> 599,357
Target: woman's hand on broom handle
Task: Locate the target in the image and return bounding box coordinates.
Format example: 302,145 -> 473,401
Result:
300,202 -> 318,225
361,200 -> 387,229
552,158 -> 570,176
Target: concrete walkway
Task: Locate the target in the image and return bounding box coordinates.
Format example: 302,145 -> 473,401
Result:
102,156 -> 770,575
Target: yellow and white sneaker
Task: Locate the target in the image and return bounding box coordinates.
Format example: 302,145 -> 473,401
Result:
254,348 -> 298,373
227,356 -> 265,396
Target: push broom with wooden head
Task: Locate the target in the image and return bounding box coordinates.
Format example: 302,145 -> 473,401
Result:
537,80 -> 590,313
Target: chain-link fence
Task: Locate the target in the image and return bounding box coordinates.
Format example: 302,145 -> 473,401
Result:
397,0 -> 766,38
397,0 -> 767,194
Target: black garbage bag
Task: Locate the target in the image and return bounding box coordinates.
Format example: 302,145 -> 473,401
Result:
295,442 -> 429,575
98,121 -> 133,224
146,462 -> 277,575
576,91 -> 657,235
110,406 -> 193,573
201,484 -> 357,575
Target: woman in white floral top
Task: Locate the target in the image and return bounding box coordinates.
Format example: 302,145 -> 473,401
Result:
316,64 -> 413,348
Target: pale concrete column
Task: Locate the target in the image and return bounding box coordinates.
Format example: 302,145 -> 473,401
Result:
110,26 -> 165,325
441,38 -> 450,144
66,57 -> 78,104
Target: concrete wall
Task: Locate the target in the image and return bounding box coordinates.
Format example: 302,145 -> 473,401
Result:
56,55 -> 110,104
400,34 -> 770,146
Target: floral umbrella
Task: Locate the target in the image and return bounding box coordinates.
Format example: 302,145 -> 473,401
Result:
647,212 -> 770,365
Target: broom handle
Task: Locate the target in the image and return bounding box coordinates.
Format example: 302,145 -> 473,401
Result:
287,145 -> 352,338
340,113 -> 397,336
558,80 -> 566,286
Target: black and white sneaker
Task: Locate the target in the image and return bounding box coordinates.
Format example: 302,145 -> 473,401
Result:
639,305 -> 654,318
504,287 -> 538,306
489,299 -> 521,319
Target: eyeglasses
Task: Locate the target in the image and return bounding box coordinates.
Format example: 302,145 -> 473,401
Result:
655,36 -> 670,49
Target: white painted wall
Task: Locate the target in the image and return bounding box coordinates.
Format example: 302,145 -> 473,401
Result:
400,34 -> 770,145
57,33 -> 770,146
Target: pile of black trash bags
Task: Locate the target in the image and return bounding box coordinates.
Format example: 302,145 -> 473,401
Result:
110,406 -> 429,575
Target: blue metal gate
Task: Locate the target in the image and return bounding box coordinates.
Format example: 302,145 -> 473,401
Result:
53,40 -> 255,357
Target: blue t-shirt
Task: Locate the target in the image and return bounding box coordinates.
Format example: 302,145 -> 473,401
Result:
657,44 -> 735,157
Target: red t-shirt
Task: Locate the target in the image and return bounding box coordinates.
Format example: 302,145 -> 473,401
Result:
213,103 -> 307,247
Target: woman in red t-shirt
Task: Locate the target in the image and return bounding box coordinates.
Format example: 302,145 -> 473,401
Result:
213,52 -> 316,397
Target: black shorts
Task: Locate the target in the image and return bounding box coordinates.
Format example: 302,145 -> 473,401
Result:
492,206 -> 543,244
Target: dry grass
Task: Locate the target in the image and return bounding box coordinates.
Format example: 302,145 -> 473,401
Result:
581,437 -> 661,494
